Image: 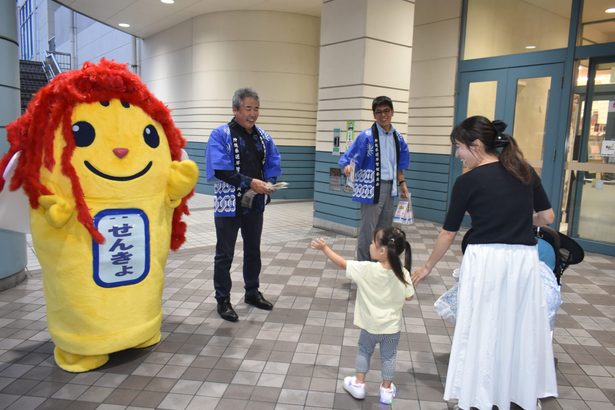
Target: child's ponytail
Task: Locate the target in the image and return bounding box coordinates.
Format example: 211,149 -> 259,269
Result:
377,226 -> 412,286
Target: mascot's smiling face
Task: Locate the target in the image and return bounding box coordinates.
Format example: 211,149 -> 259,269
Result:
55,98 -> 172,199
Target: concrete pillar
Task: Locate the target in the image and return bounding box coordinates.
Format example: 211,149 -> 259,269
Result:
0,0 -> 28,290
313,0 -> 415,234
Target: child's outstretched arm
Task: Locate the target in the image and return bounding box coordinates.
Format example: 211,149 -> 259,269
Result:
310,238 -> 347,270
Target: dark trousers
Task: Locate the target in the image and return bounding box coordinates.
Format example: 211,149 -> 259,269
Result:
213,211 -> 263,302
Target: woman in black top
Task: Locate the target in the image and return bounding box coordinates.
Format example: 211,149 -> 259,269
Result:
412,116 -> 557,410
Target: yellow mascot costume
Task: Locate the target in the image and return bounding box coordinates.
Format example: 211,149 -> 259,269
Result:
0,59 -> 199,372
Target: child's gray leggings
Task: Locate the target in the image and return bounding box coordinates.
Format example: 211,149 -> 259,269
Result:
356,329 -> 400,381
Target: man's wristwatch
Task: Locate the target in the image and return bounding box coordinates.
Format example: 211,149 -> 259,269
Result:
398,180 -> 406,186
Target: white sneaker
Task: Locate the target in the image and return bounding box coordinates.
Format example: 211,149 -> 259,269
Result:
379,383 -> 396,404
343,376 -> 366,399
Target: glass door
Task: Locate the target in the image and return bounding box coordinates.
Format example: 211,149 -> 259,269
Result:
564,58 -> 615,248
456,63 -> 564,198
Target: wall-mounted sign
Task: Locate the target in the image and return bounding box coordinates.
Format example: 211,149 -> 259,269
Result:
332,128 -> 340,156
345,121 -> 355,152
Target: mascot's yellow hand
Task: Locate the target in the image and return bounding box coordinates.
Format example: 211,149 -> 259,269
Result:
166,160 -> 198,208
39,194 -> 74,228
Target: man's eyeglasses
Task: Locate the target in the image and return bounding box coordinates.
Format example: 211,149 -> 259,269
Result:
374,108 -> 392,116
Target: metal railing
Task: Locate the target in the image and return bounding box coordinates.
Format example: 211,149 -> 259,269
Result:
43,50 -> 72,80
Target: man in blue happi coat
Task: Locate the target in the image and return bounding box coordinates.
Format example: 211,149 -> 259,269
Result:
339,96 -> 410,261
206,88 -> 282,322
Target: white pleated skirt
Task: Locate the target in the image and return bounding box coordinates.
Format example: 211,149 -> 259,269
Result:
443,243 -> 558,410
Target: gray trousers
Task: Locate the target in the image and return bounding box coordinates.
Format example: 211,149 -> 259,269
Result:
357,181 -> 394,261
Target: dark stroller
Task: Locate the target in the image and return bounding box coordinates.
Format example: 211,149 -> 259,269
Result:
533,225 -> 585,285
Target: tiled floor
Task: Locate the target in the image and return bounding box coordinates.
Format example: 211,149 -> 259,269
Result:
1,194 -> 615,410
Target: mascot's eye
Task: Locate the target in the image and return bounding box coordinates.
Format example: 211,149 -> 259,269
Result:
72,121 -> 96,147
121,100 -> 130,108
100,101 -> 110,107
143,125 -> 160,148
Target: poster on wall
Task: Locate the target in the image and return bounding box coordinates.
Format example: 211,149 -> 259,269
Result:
601,140 -> 615,157
332,128 -> 340,155
345,121 -> 355,152
329,168 -> 341,191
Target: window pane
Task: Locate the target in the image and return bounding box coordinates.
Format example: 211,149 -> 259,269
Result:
580,0 -> 615,45
513,76 -> 552,173
464,0 -> 571,60
467,81 -> 497,119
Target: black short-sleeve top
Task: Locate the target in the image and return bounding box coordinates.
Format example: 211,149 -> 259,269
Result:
442,162 -> 551,245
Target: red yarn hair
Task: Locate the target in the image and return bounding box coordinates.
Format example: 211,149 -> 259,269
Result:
0,59 -> 192,250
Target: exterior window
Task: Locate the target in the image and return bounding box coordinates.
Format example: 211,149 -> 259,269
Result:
562,60 -> 615,243
18,0 -> 36,60
463,0 -> 571,60
579,0 -> 615,45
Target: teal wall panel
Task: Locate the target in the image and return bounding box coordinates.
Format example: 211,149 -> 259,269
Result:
407,153 -> 452,222
187,141 -> 315,200
408,162 -> 450,174
408,170 -> 449,183
410,179 -> 449,192
314,210 -> 358,226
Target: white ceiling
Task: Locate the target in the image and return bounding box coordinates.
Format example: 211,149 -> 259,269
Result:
55,0 -> 322,39
52,0 -> 615,41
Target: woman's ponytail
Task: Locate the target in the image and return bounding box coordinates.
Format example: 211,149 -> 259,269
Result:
492,121 -> 532,185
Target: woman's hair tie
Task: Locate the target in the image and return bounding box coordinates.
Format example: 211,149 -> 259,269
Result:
492,120 -> 511,148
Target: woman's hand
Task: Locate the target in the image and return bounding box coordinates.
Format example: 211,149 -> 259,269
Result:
411,265 -> 431,286
412,229 -> 457,286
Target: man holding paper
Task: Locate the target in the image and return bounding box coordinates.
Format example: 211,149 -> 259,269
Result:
206,88 -> 282,321
339,96 -> 410,261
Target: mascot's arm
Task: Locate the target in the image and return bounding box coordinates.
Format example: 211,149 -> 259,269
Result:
166,160 -> 198,208
38,194 -> 74,228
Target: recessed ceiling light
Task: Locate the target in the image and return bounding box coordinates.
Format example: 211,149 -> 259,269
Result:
118,23 -> 130,28
525,45 -> 537,49
161,0 -> 175,4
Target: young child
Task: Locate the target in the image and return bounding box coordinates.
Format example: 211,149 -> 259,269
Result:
310,226 -> 414,405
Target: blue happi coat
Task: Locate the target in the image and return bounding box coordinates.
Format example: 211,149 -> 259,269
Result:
206,123 -> 281,217
338,123 -> 410,204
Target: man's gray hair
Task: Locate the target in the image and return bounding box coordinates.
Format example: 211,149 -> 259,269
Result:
232,88 -> 259,109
